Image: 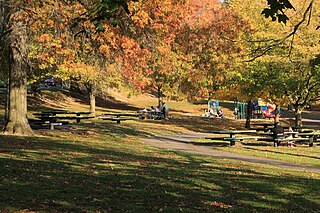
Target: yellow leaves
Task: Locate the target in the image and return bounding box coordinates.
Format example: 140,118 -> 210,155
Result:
128,0 -> 151,28
156,45 -> 171,56
132,10 -> 151,28
99,45 -> 111,56
62,62 -> 101,83
37,33 -> 51,43
96,24 -> 120,49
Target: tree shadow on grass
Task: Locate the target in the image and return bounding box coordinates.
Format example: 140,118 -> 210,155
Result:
1,136 -> 319,212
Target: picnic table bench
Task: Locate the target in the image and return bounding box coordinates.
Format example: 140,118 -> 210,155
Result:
249,123 -> 274,132
34,110 -> 92,117
294,131 -> 320,147
99,113 -> 139,124
206,130 -> 258,146
29,119 -> 64,130
37,115 -> 95,123
256,131 -> 319,147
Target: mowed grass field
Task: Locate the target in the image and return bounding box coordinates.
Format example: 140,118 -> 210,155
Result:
0,90 -> 319,212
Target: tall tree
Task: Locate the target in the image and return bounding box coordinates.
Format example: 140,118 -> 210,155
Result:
0,0 -> 134,135
1,1 -> 33,135
177,0 -> 250,100
229,0 -> 320,126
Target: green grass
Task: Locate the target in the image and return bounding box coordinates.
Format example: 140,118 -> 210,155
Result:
1,119 -> 319,212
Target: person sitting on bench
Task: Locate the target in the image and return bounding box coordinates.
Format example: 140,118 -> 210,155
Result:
272,122 -> 285,146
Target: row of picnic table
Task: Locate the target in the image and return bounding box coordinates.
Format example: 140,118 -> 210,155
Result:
30,110 -> 144,130
206,125 -> 320,147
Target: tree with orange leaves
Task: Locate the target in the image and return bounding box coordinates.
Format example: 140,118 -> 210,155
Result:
0,0 -> 133,135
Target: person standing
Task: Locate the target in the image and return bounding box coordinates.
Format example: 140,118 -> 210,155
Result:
162,102 -> 169,120
272,122 -> 284,147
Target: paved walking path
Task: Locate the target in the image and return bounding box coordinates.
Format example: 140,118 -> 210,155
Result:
143,132 -> 320,173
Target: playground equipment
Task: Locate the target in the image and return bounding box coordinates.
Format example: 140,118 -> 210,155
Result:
233,98 -> 246,119
234,98 -> 282,120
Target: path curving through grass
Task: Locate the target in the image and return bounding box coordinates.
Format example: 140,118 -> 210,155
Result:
143,132 -> 320,173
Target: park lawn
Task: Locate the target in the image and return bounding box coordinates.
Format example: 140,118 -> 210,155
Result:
0,119 -> 319,212
191,138 -> 320,167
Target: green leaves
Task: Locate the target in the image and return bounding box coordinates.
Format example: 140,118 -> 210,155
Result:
261,0 -> 294,24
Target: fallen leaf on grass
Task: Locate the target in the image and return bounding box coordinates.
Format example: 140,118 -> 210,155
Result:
211,201 -> 232,208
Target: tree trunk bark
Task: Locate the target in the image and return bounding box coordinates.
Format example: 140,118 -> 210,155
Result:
157,86 -> 162,107
89,87 -> 96,115
85,82 -> 96,115
245,100 -> 252,128
273,104 -> 280,124
3,18 -> 33,135
295,108 -> 303,127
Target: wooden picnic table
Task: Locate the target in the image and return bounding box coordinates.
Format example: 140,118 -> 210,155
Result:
282,126 -> 311,132
103,113 -> 139,118
251,123 -> 273,128
33,111 -> 94,129
34,110 -> 91,116
99,113 -> 139,124
256,131 -> 318,147
295,131 -> 320,147
208,130 -> 258,146
37,115 -> 95,123
250,123 -> 274,132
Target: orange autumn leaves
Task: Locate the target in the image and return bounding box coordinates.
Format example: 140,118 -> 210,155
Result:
26,0 -> 250,99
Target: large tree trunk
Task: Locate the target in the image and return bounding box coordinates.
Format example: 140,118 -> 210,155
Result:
85,82 -> 96,115
245,100 -> 252,128
89,92 -> 96,115
273,104 -> 280,124
157,86 -> 162,107
3,18 -> 33,135
294,108 -> 303,127
89,86 -> 96,115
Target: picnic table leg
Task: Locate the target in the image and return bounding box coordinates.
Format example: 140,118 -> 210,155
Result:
308,137 -> 314,147
230,134 -> 236,146
50,123 -> 55,130
76,118 -> 80,123
117,120 -> 121,124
